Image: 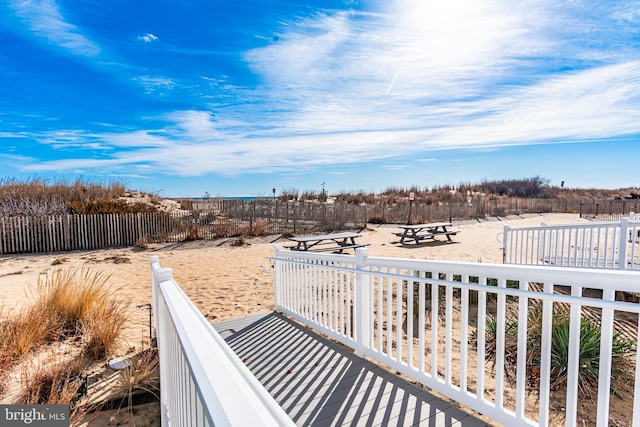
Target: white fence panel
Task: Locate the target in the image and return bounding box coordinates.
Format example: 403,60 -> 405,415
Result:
503,213 -> 640,270
151,256 -> 295,427
270,246 -> 640,427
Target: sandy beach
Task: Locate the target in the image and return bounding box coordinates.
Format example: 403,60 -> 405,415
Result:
0,213 -> 591,424
0,213 -> 588,338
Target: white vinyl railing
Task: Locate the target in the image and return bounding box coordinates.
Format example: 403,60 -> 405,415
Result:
503,213 -> 640,270
269,246 -> 640,427
150,256 -> 295,427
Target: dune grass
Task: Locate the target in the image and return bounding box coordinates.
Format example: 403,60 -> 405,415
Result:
19,355 -> 85,405
27,268 -> 128,356
0,266 -> 129,413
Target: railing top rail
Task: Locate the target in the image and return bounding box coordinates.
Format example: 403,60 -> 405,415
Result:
152,259 -> 295,427
506,221 -> 620,231
272,247 -> 640,292
368,258 -> 640,291
504,215 -> 640,231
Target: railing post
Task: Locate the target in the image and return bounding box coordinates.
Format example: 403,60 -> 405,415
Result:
354,247 -> 371,358
150,256 -> 160,334
152,264 -> 174,427
618,218 -> 629,270
539,222 -> 547,266
273,245 -> 283,310
502,225 -> 510,264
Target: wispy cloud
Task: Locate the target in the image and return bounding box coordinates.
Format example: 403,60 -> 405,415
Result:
138,33 -> 158,43
133,76 -> 176,95
9,0 -> 100,56
243,1 -> 640,149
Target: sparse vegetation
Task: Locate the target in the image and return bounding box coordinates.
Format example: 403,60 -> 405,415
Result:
0,177 -> 158,216
1,176 -> 638,252
19,355 -> 88,425
117,348 -> 160,406
184,224 -> 199,241
304,177 -> 638,205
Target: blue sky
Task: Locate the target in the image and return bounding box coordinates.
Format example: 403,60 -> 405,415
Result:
1,0 -> 640,198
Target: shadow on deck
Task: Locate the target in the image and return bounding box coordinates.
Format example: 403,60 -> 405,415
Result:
213,312 -> 492,427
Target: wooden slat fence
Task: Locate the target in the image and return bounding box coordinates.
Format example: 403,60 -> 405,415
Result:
3,198 -> 639,254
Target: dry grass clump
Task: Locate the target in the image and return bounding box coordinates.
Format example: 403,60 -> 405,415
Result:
118,348 -> 160,406
134,236 -> 149,249
0,306 -> 50,394
213,222 -> 233,238
184,224 -> 203,241
19,355 -> 88,425
28,268 -> 128,358
19,355 -> 85,405
240,220 -> 269,237
82,300 -> 128,360
1,307 -> 49,357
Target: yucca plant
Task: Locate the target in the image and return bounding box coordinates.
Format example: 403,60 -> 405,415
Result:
484,304 -> 635,397
543,312 -> 634,396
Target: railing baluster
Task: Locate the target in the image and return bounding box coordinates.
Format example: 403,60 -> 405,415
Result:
495,277 -> 507,410
460,274 -> 469,393
565,285 -> 583,426
431,275 -> 439,379
445,274 -> 453,385
596,289 -> 615,426
515,278 -> 528,420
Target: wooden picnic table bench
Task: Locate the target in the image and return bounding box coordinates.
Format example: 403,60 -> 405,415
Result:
394,222 -> 458,245
284,232 -> 369,253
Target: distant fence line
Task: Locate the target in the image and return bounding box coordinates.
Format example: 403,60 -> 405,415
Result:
1,198 -> 639,254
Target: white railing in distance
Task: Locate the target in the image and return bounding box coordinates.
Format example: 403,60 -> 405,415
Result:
151,256 -> 295,427
270,246 -> 640,427
503,213 -> 640,270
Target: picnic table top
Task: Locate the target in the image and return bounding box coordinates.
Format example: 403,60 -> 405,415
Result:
398,222 -> 453,230
287,231 -> 362,242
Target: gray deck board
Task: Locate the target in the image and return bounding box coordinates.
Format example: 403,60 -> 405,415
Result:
213,312 -> 492,427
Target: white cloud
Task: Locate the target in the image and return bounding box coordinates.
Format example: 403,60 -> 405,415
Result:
138,33 -> 159,43
9,0 -> 100,56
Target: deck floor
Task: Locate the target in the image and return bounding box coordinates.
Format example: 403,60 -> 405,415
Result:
213,312 -> 492,427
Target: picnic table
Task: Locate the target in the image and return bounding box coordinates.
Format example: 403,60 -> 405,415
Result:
284,232 -> 369,253
394,222 -> 458,245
